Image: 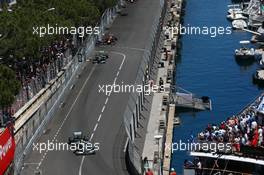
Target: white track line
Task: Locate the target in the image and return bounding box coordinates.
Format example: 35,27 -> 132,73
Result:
97,114 -> 102,122
101,106 -> 106,113
113,77 -> 117,84
116,71 -> 120,77
93,123 -> 98,132
78,51 -> 126,175
104,97 -> 109,105
36,65 -> 96,169
89,133 -> 94,142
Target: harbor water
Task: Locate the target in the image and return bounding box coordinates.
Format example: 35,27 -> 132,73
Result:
171,0 -> 263,174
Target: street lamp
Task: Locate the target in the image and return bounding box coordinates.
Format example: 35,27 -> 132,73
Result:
154,135 -> 163,175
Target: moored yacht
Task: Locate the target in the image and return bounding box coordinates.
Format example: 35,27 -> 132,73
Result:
173,117 -> 181,125
253,69 -> 264,84
235,41 -> 255,59
227,12 -> 247,21
227,3 -> 249,16
232,19 -> 247,29
259,58 -> 264,69
228,8 -> 243,14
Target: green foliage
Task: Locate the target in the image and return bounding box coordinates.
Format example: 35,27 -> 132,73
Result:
90,0 -> 117,12
0,0 -> 113,62
0,65 -> 21,108
0,0 -> 117,103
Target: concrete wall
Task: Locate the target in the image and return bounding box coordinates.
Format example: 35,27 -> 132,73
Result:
12,6 -> 119,174
123,0 -> 167,174
14,55 -> 82,174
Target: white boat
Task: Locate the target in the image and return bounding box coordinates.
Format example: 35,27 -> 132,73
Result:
227,3 -> 250,15
253,69 -> 264,84
235,48 -> 255,58
235,41 -> 255,59
260,59 -> 264,68
232,19 -> 247,29
227,4 -> 241,10
173,117 -> 181,125
259,52 -> 264,68
227,12 -> 247,20
228,8 -> 243,14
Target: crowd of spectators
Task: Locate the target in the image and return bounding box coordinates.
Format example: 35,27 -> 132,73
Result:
8,37 -> 75,116
198,95 -> 264,153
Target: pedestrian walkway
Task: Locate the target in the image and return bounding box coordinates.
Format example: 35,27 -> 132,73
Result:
141,0 -> 183,174
19,0 -> 163,175
141,51 -> 175,174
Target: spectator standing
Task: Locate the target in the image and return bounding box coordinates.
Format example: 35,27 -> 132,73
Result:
145,168 -> 154,175
159,77 -> 164,92
170,168 -> 177,175
258,126 -> 263,146
196,160 -> 202,175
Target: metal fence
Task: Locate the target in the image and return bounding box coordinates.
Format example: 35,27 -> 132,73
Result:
3,50 -> 72,118
123,0 -> 167,174
13,5 -> 119,174
11,0 -> 168,173
3,4 -> 119,119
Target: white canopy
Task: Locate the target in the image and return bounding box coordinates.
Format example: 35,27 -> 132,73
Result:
257,97 -> 264,114
239,40 -> 250,44
190,151 -> 264,165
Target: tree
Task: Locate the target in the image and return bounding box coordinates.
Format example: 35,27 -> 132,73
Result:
90,0 -> 117,13
0,65 -> 21,125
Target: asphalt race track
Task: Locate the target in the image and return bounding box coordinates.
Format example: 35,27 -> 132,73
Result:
21,1 -> 161,174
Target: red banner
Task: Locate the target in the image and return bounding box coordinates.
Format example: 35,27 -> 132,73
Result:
0,128 -> 15,175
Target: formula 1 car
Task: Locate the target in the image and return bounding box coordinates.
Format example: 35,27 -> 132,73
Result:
73,140 -> 96,155
97,50 -> 109,59
92,51 -> 109,64
68,131 -> 89,144
68,131 -> 96,155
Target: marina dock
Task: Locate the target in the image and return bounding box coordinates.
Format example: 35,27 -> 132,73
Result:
141,0 -> 212,174
141,0 -> 181,174
171,91 -> 212,111
162,104 -> 176,175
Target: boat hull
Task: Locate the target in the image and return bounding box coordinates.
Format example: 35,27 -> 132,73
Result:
235,54 -> 255,60
252,73 -> 264,87
235,56 -> 255,66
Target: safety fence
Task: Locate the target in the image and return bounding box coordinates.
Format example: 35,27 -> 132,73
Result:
3,5 -> 119,120
123,0 -> 168,174
13,5 -> 119,174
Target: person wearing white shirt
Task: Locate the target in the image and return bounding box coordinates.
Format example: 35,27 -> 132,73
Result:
258,127 -> 263,146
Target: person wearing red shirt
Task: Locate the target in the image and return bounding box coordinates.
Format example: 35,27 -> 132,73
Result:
145,168 -> 154,175
170,168 -> 177,175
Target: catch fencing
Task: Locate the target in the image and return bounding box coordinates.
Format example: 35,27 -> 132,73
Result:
5,5 -> 119,119
123,0 -> 167,174
13,5 -> 119,174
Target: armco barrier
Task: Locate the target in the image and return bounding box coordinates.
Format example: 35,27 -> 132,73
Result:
123,0 -> 167,174
14,53 -> 82,175
13,5 -> 119,174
